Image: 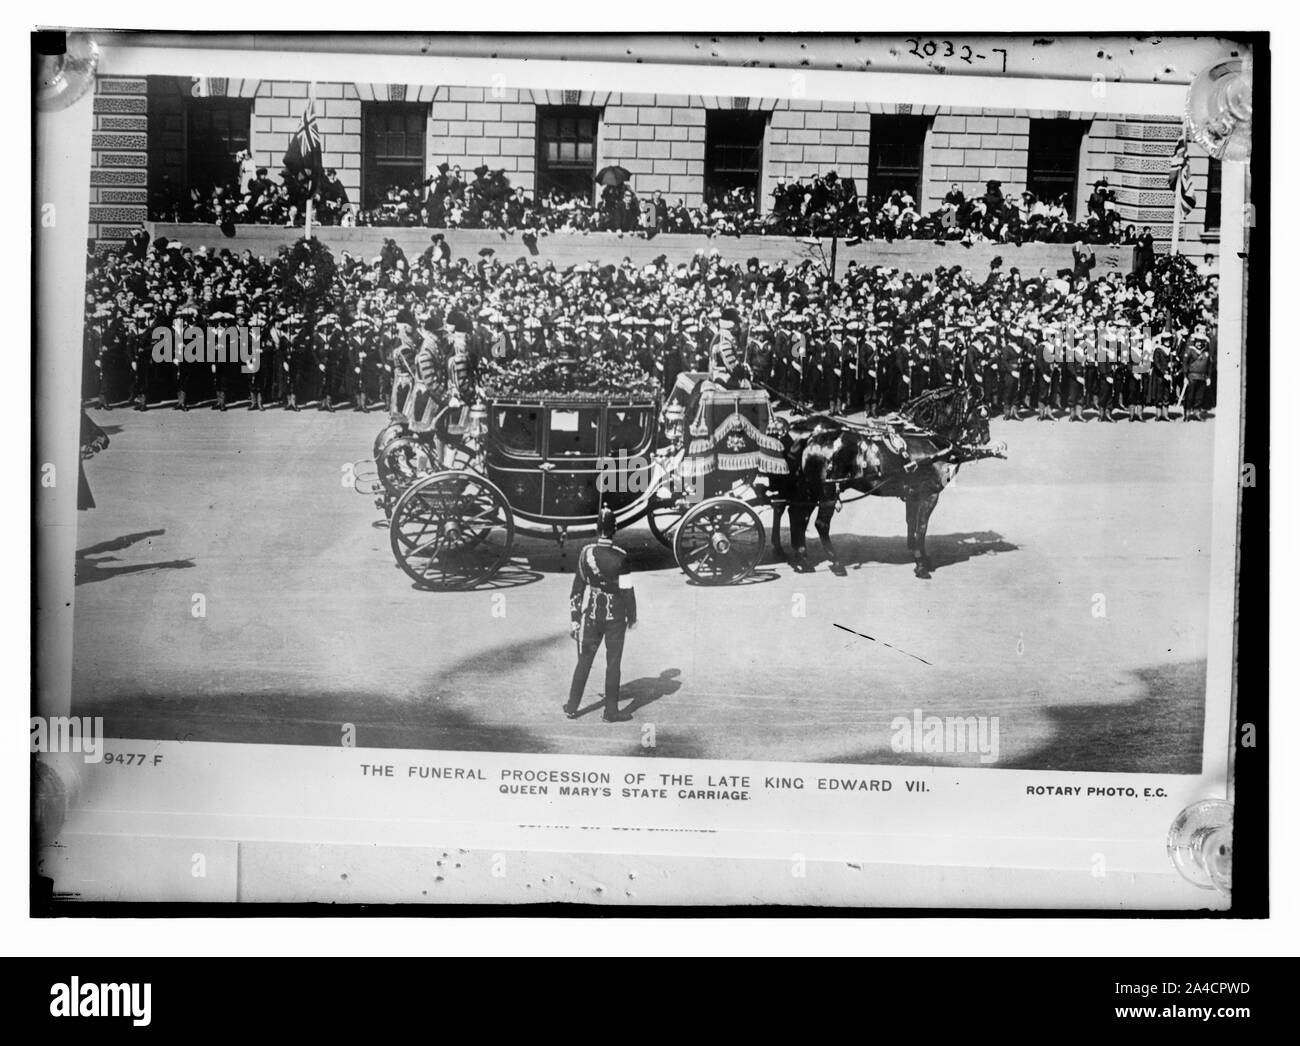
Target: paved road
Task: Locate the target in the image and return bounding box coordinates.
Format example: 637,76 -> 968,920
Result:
71,406 -> 1214,772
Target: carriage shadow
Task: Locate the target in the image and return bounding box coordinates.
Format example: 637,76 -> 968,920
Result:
403,559 -> 546,591
683,568 -> 780,588
74,529 -> 195,586
771,530 -> 1018,573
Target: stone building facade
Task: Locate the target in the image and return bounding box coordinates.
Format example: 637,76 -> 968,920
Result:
87,74 -> 1223,265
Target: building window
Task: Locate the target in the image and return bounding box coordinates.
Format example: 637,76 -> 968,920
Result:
705,110 -> 766,205
1204,158 -> 1222,233
867,116 -> 929,205
185,98 -> 252,195
362,102 -> 428,209
1026,119 -> 1087,218
536,106 -> 599,201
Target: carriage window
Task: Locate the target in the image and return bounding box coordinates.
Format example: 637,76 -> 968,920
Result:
605,408 -> 650,454
494,407 -> 540,454
548,409 -> 600,456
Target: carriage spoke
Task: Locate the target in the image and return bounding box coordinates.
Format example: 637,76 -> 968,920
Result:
673,497 -> 767,585
390,471 -> 514,590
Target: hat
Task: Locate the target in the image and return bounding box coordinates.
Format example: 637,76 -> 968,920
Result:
395,308 -> 417,329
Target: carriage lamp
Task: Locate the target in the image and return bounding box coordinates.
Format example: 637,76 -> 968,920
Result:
467,404 -> 489,440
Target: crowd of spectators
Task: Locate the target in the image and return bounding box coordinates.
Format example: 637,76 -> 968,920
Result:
82,223 -> 1217,423
149,150 -> 1132,246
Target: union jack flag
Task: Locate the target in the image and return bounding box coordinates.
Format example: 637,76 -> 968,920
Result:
1168,133 -> 1197,219
283,97 -> 323,193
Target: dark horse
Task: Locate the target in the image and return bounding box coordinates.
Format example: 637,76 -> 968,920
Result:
768,386 -> 1004,579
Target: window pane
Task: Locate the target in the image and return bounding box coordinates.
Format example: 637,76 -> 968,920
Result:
1026,119 -> 1086,219
1204,158 -> 1222,231
605,409 -> 650,454
362,103 -> 428,208
549,409 -> 601,456
185,99 -> 252,193
866,116 -> 930,202
705,110 -> 767,200
495,408 -> 541,454
536,105 -> 600,197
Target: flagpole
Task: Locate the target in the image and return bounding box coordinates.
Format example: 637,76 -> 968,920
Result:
305,83 -> 317,240
1170,190 -> 1181,256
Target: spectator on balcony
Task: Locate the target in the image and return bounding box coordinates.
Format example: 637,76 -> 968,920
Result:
318,169 -> 351,226
236,150 -> 257,196
505,186 -> 531,229
651,190 -> 669,230
1133,225 -> 1156,281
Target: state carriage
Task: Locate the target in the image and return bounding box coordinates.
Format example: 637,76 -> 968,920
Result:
354,368 -> 789,590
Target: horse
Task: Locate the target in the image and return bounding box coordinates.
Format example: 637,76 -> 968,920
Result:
767,386 -> 1004,579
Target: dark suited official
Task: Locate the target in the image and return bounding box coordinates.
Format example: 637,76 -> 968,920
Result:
565,509 -> 637,723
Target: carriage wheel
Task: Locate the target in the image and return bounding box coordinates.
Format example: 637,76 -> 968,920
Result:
389,471 -> 515,590
673,497 -> 767,585
377,435 -> 435,497
372,421 -> 409,462
647,495 -> 688,549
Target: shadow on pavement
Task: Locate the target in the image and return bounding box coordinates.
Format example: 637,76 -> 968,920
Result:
404,560 -> 546,592
74,530 -> 194,586
621,668 -> 683,715
76,633 -> 566,754
774,530 -> 1018,573
821,658 -> 1206,774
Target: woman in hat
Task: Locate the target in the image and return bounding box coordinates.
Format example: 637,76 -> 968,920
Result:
1147,331 -> 1174,422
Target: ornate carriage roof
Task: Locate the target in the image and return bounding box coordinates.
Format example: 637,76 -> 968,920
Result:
483,391 -> 659,407
477,355 -> 660,403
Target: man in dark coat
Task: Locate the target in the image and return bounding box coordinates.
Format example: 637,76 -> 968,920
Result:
565,508 -> 637,723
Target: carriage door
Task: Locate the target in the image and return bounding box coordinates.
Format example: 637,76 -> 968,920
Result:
543,407 -> 603,520
602,405 -> 654,513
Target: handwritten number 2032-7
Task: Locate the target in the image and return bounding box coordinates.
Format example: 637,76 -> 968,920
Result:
905,39 -> 1008,72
